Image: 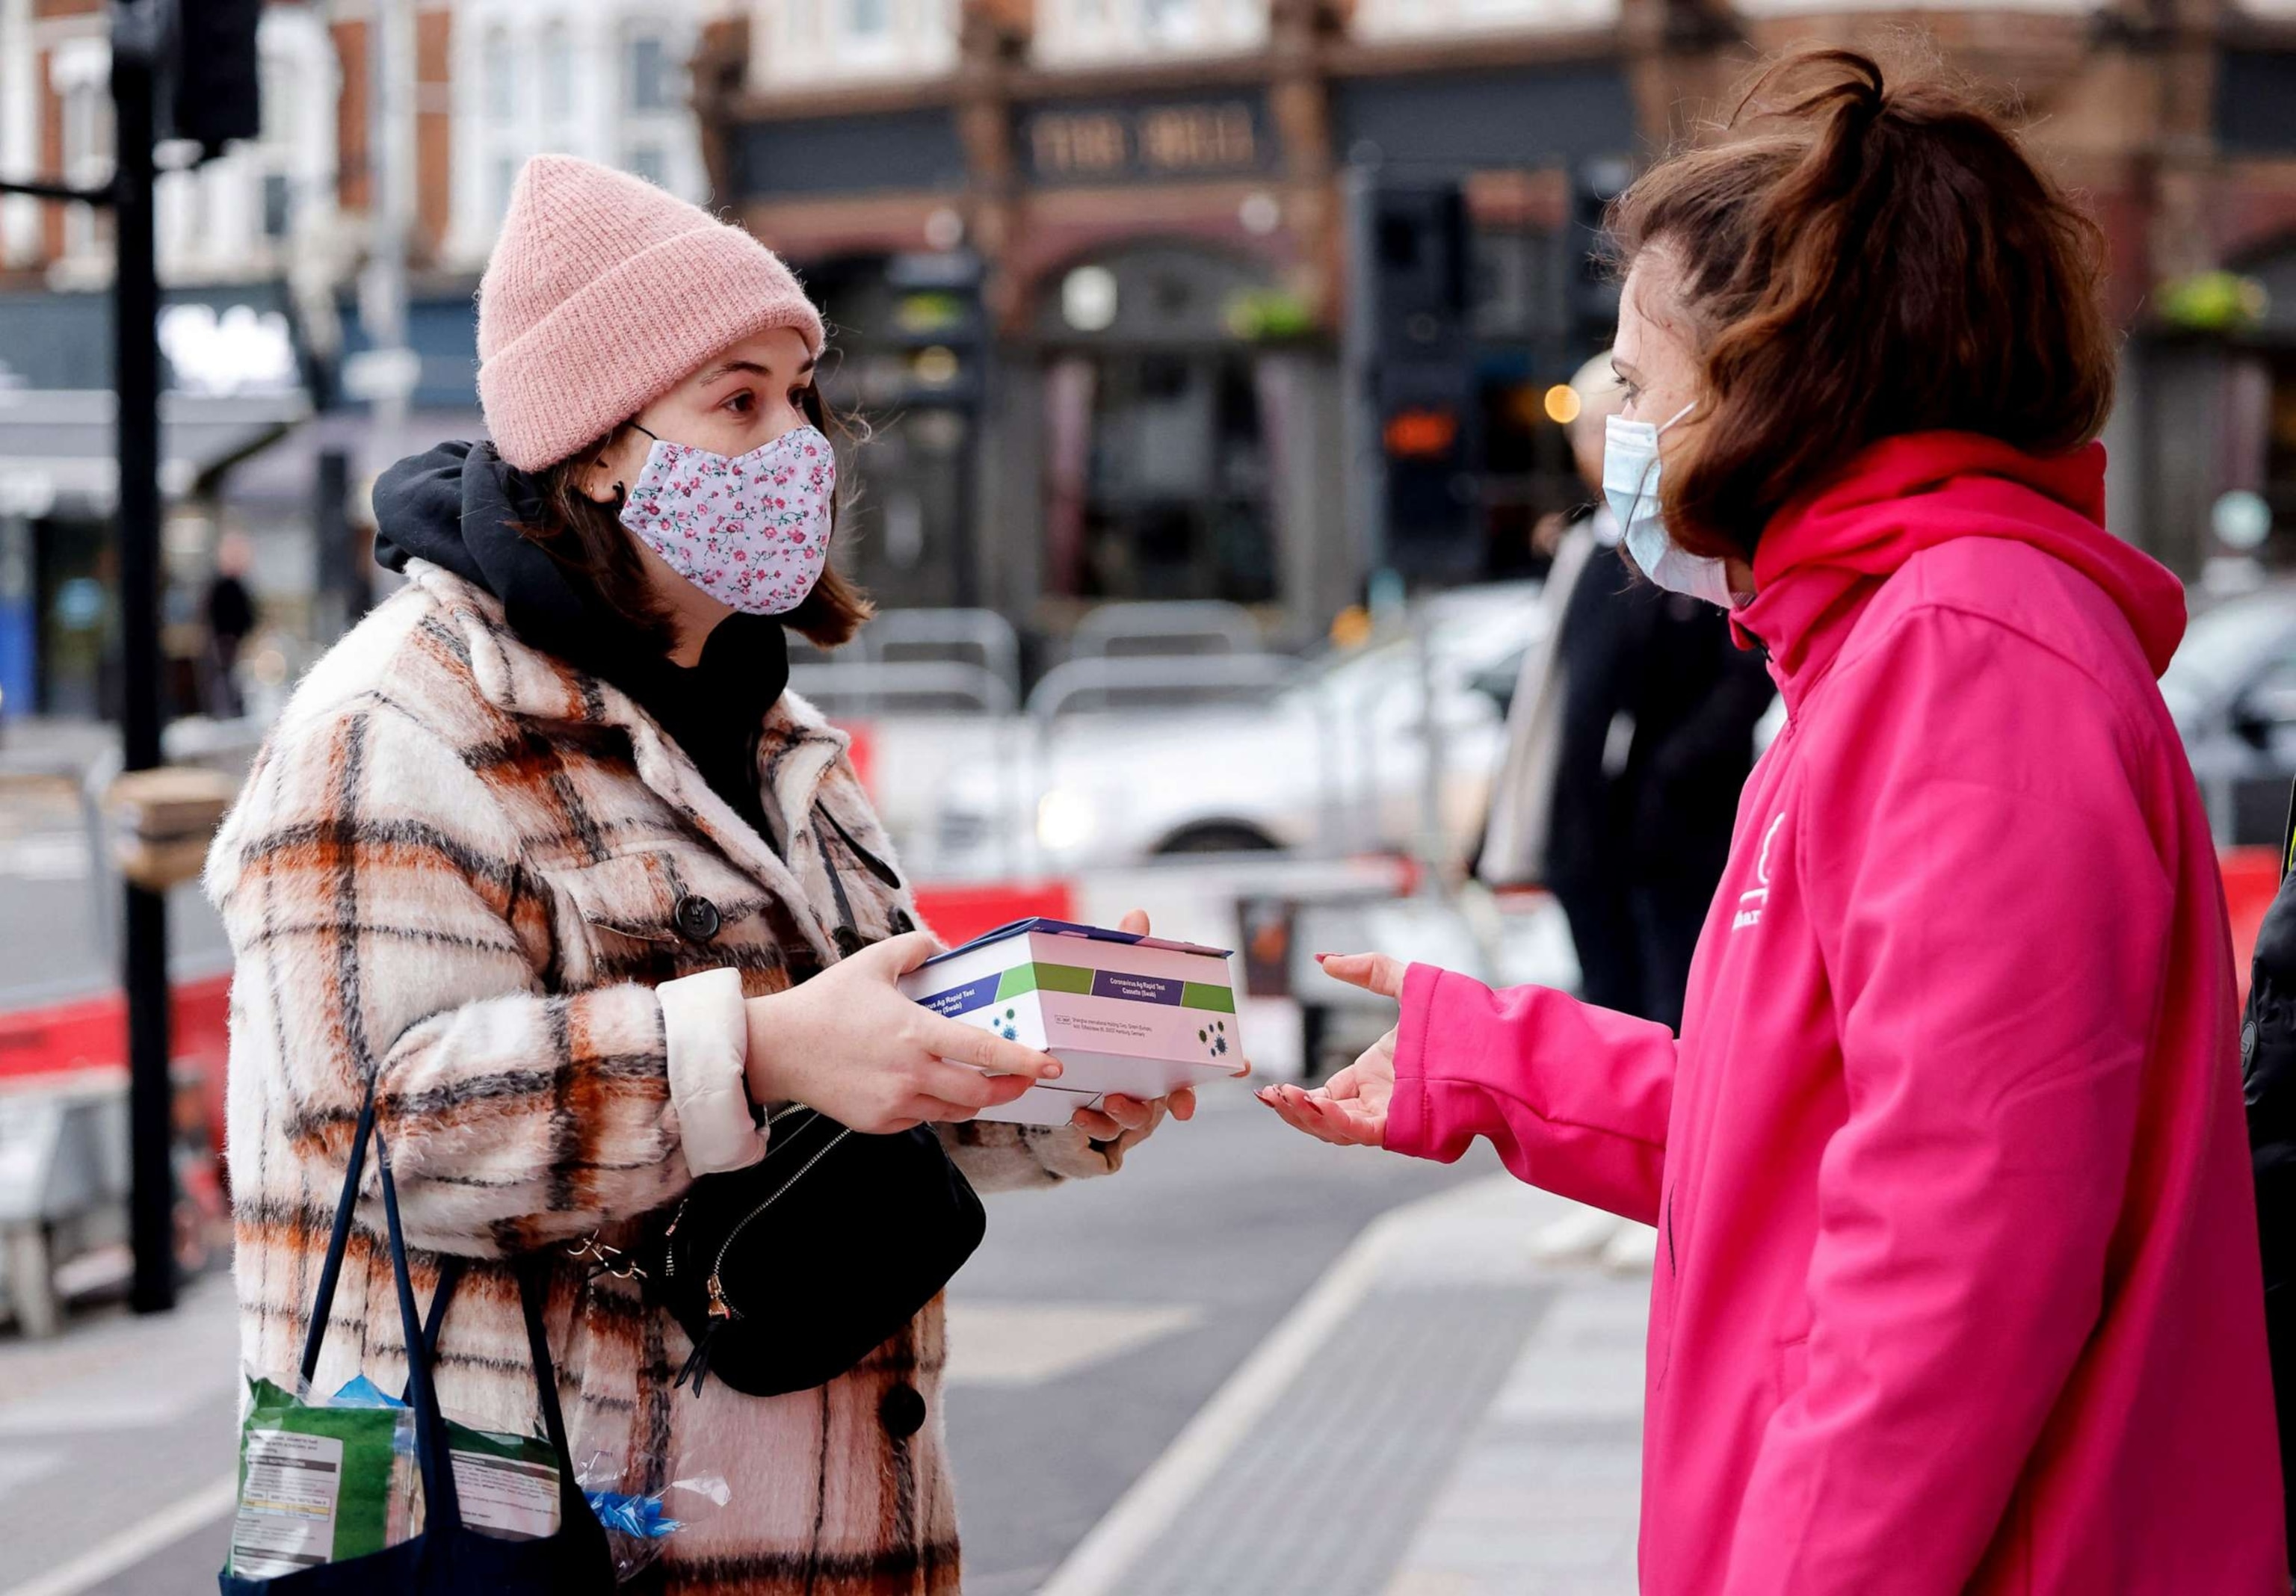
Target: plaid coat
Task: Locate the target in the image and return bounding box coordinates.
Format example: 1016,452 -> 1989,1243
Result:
207,562 -> 1120,1593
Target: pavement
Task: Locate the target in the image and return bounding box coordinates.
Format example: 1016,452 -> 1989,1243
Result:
0,1096 -> 1645,1596
1034,1172 -> 1644,1596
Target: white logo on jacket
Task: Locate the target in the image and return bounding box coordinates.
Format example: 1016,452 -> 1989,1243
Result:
1733,811 -> 1786,932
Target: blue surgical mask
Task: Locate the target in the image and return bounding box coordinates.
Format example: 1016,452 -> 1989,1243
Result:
1604,403 -> 1737,610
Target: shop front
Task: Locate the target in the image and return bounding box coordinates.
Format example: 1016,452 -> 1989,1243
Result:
0,285 -> 311,719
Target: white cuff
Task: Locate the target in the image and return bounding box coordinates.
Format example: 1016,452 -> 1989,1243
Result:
659,968 -> 768,1176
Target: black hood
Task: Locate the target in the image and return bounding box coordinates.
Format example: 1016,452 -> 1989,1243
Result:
369,441 -> 794,838
372,439 -> 594,661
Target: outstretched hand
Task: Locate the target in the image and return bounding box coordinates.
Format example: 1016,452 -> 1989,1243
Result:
1256,951 -> 1404,1148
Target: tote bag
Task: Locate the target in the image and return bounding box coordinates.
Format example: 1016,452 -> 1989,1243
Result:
220,1083 -> 615,1594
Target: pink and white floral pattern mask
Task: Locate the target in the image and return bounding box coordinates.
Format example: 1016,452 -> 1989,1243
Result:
617,424 -> 836,615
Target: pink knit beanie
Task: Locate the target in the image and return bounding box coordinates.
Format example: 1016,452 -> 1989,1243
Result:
476,155 -> 825,471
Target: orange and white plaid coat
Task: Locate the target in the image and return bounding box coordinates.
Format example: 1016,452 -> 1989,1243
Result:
206,561 -> 1121,1595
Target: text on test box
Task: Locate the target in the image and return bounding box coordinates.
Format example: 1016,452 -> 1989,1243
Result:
901,918 -> 1245,1125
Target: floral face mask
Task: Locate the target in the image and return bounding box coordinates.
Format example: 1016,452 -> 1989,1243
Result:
617,423 -> 836,616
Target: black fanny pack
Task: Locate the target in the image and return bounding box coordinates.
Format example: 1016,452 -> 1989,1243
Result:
641,1107 -> 985,1398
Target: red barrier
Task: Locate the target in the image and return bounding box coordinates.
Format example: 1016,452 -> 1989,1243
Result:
835,720 -> 876,799
0,971 -> 232,1158
2225,846 -> 2283,1006
911,880 -> 1078,947
8,847 -> 2284,1102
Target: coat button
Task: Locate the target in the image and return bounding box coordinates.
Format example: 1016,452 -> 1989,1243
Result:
833,925 -> 867,958
673,894 -> 721,943
880,1382 -> 927,1440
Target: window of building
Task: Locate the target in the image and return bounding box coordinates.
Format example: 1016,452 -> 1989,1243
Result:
626,32 -> 669,114
262,172 -> 291,240
1033,0 -> 1267,66
1143,0 -> 1196,41
1351,0 -> 1620,38
541,25 -> 573,123
753,0 -> 958,87
493,153 -> 519,224
61,82 -> 113,179
57,52 -> 114,264
625,143 -> 666,185
485,28 -> 517,123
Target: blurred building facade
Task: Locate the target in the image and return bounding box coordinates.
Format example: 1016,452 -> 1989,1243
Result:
699,0 -> 1637,646
697,0 -> 2296,647
4,0 -> 2296,715
0,0 -> 735,717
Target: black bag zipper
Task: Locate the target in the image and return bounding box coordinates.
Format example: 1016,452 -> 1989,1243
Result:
706,1115 -> 853,1319
662,1103 -> 815,1284
670,1107 -> 853,1394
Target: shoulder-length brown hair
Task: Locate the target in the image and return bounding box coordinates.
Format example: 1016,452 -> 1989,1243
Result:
1607,46 -> 2117,560
513,383 -> 874,651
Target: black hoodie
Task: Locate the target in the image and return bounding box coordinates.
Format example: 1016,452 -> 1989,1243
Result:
373,440 -> 791,847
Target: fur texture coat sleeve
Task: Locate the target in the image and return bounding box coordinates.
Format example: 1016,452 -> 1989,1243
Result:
208,689 -> 700,1257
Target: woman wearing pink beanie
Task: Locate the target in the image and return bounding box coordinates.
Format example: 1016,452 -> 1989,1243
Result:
206,155 -> 1194,1593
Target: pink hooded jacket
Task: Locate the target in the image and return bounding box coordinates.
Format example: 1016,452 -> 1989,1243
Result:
1391,433 -> 2286,1592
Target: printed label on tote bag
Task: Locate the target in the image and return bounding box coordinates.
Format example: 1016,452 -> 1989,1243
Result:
450,1447 -> 562,1539
230,1429 -> 343,1576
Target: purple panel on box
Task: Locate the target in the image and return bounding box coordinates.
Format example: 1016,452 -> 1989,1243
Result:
1090,969 -> 1183,1006
917,975 -> 999,1018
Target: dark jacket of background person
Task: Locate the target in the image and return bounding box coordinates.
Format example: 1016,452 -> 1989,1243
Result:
1543,537 -> 1775,1030
2245,813 -> 2296,1580
202,559 -> 256,719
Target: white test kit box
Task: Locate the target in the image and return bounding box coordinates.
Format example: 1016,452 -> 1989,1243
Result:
899,918 -> 1247,1125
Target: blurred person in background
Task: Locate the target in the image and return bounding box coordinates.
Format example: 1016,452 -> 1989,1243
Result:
203,531 -> 256,718
1483,352 -> 1773,1269
2243,807 -> 2296,1569
1262,48 -> 2284,1593
207,156 -> 1192,1596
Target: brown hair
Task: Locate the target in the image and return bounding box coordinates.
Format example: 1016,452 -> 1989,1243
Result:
515,383 -> 874,650
1608,47 -> 2117,560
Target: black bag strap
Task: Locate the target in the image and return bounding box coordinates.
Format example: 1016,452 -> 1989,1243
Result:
398,1255 -> 467,1407
296,1076 -> 580,1539
513,1254 -> 577,1469
373,1116 -> 462,1532
297,1089 -> 378,1386
293,1075 -> 460,1532
295,1089 -> 467,1392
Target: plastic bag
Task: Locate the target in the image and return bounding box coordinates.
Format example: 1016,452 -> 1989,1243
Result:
229,1375 -> 415,1577
573,1450 -> 729,1583
229,1371 -> 567,1578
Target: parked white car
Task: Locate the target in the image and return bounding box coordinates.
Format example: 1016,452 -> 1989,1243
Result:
925,584 -> 1547,878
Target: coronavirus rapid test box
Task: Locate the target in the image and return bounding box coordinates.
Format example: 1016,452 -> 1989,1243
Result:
898,918 -> 1246,1125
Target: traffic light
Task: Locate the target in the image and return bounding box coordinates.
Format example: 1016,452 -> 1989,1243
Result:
170,0 -> 263,158
1364,179 -> 1481,581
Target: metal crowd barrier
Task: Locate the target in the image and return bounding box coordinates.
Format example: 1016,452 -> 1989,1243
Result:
1070,599 -> 1265,662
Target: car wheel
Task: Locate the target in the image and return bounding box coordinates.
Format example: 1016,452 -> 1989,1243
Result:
1155,822 -> 1282,856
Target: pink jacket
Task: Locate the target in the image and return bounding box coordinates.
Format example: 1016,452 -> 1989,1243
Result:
1391,433 -> 2286,1592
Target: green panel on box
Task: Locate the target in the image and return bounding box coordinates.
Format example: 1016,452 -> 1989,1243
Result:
997,962 -> 1094,1000
1182,982 -> 1236,1013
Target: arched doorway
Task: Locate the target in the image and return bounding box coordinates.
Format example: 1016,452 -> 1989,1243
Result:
1034,242 -> 1284,613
